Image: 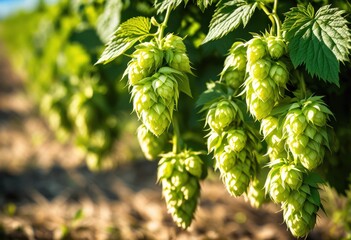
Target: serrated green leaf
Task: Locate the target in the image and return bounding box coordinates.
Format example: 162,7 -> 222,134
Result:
155,0 -> 189,14
283,4 -> 351,86
96,0 -> 123,44
202,0 -> 257,44
197,0 -> 215,12
96,17 -> 151,64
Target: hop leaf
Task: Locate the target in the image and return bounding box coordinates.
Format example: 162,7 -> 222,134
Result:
96,17 -> 151,64
203,0 -> 258,44
282,4 -> 351,86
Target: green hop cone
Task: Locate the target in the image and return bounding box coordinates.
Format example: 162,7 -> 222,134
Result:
132,41 -> 163,71
284,109 -> 308,136
225,41 -> 247,71
269,61 -> 289,87
137,124 -> 168,160
280,163 -> 303,190
249,58 -> 271,80
286,134 -> 309,156
222,68 -> 245,89
250,77 -> 277,102
247,90 -> 275,120
142,103 -> 171,136
207,130 -> 223,153
298,142 -> 324,170
223,157 -> 252,196
184,154 -> 203,178
266,130 -> 287,161
227,129 -> 247,153
132,81 -> 157,115
163,33 -> 186,53
216,148 -> 237,172
265,166 -> 290,203
152,73 -> 179,104
260,116 -> 279,139
168,52 -> 192,73
127,60 -> 150,86
282,180 -> 321,237
266,36 -> 287,59
246,37 -> 267,63
245,178 -> 266,208
206,100 -> 237,132
218,149 -> 252,197
158,151 -> 202,229
302,97 -> 332,127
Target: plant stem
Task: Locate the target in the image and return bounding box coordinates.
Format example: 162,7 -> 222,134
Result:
172,114 -> 182,154
158,5 -> 172,41
259,1 -> 282,37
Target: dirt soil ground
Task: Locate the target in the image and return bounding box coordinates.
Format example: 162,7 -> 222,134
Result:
0,44 -> 343,240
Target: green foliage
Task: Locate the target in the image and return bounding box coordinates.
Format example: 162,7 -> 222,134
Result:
282,3 -> 351,86
155,0 -> 189,13
2,0 -> 351,238
202,0 -> 258,44
96,0 -> 123,43
96,16 -> 152,64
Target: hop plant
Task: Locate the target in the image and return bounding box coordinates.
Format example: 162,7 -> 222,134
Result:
219,42 -> 248,89
266,36 -> 287,59
245,176 -> 267,208
163,33 -> 192,73
157,151 -> 203,229
209,127 -> 259,197
283,96 -> 332,170
282,176 -> 322,238
206,99 -> 239,132
137,124 -> 169,160
246,37 -> 267,63
265,163 -> 291,203
131,70 -> 180,136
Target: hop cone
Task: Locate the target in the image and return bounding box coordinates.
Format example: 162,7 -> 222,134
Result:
246,37 -> 267,63
132,72 -> 179,136
261,116 -> 286,161
265,163 -> 291,203
246,86 -> 275,120
157,151 -> 203,229
206,99 -> 238,132
220,149 -> 252,197
283,97 -> 332,170
245,177 -> 266,208
162,33 -> 192,73
282,180 -> 321,237
222,68 -> 245,89
132,41 -> 163,72
266,36 -> 287,59
269,60 -> 289,87
137,124 -> 168,160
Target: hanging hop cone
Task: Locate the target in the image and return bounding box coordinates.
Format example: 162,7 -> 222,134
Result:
246,37 -> 267,64
211,128 -> 259,197
245,176 -> 267,208
131,70 -> 179,136
126,41 -> 164,85
265,160 -> 292,203
157,151 -> 203,229
283,96 -> 332,170
206,99 -> 239,133
266,36 -> 287,59
162,33 -> 192,73
282,177 -> 322,238
221,42 -> 247,89
137,124 -> 169,160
